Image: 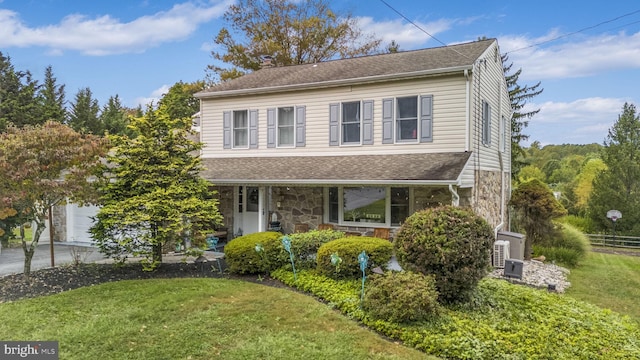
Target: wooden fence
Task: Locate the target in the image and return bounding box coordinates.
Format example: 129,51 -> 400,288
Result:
586,234 -> 640,249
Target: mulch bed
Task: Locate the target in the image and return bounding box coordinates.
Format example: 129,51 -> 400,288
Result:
0,261 -> 287,303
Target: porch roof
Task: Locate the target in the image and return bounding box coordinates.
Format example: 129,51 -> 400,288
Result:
200,152 -> 472,186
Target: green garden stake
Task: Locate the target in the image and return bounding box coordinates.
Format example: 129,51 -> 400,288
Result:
358,250 -> 369,305
281,235 -> 297,281
255,243 -> 266,276
330,252 -> 342,274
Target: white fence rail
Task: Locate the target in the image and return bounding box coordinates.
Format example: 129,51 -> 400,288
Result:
586,234 -> 640,249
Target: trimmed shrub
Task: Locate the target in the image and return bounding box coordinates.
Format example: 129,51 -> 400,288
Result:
316,236 -> 393,279
394,205 -> 493,303
363,271 -> 440,323
559,215 -> 595,233
274,229 -> 345,270
223,232 -> 282,274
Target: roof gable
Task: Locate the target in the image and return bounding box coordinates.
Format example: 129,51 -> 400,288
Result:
197,39 -> 495,97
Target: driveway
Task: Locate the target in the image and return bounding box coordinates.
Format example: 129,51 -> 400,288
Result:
0,242 -> 106,277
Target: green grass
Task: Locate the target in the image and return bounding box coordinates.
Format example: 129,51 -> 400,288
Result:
0,278 -> 433,360
567,251 -> 640,323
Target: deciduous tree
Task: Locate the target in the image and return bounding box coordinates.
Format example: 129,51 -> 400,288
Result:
588,103 -> 640,235
208,0 -> 381,81
0,122 -> 109,277
91,104 -> 222,269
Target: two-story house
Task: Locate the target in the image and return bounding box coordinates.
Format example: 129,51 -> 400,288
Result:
196,38 -> 511,238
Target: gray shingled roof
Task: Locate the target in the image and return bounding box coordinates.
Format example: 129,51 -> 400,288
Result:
197,39 -> 494,97
200,152 -> 471,185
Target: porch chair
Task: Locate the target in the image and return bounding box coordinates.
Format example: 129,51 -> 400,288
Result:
294,223 -> 309,233
317,223 -> 334,231
373,228 -> 391,241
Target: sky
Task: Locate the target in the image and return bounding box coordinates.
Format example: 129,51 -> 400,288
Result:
1,0 -> 639,146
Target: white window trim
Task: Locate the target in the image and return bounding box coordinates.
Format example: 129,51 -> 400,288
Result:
482,100 -> 492,147
232,109 -> 249,149
276,106 -> 295,148
341,101 -> 362,145
323,186 -> 413,227
395,96 -> 419,144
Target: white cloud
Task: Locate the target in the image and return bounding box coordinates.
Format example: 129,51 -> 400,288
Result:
500,31 -> 640,81
0,0 -> 233,55
524,97 -> 628,145
135,84 -> 171,107
356,16 -> 453,49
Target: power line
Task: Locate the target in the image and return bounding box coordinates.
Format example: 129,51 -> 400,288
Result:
505,9 -> 640,54
378,0 -> 473,60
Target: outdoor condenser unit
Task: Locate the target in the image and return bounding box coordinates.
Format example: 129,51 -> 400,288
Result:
493,240 -> 510,268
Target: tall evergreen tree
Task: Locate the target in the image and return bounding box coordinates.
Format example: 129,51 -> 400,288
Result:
588,103 -> 640,235
100,95 -> 130,136
69,87 -> 102,135
503,54 -> 543,177
39,65 -> 67,123
91,104 -> 222,269
0,52 -> 42,131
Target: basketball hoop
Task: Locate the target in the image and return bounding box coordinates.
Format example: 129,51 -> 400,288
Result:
606,210 -> 622,222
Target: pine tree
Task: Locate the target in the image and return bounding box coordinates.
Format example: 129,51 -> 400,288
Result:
100,95 -> 130,136
0,52 -> 42,131
39,65 -> 67,123
69,87 -> 102,135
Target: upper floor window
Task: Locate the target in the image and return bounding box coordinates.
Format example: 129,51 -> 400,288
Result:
278,107 -> 295,146
382,95 -> 432,144
329,101 -> 373,146
233,110 -> 248,148
482,100 -> 491,146
396,96 -> 418,141
342,101 -> 361,144
223,109 -> 258,149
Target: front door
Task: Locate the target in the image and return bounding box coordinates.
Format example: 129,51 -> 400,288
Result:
239,186 -> 260,235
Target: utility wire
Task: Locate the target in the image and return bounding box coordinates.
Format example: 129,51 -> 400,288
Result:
505,9 -> 640,54
378,0 -> 473,60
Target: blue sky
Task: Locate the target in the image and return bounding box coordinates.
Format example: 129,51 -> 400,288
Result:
1,0 -> 639,145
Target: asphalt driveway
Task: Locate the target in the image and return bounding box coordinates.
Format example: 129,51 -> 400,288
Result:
0,243 -> 106,277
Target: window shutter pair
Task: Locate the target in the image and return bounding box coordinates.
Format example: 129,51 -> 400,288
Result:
266,106 -> 306,148
222,110 -> 259,148
329,100 -> 373,146
382,95 -> 433,143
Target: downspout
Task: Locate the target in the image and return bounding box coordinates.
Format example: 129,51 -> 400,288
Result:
449,184 -> 460,207
494,57 -> 506,237
464,69 -> 470,152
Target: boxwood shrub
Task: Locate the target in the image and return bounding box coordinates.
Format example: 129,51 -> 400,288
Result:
316,236 -> 393,279
363,271 -> 440,323
394,205 -> 493,303
275,229 -> 345,270
223,231 -> 283,274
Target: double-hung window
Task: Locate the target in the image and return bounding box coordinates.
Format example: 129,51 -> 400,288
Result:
233,110 -> 248,148
341,101 -> 361,144
396,96 -> 418,141
277,107 -> 295,146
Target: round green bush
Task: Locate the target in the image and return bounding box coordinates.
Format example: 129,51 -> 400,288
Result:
278,229 -> 345,270
394,205 -> 493,303
363,271 -> 440,323
223,232 -> 283,274
316,236 -> 393,279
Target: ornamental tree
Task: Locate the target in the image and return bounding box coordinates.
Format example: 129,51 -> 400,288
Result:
90,104 -> 222,269
510,179 -> 566,259
0,122 -> 109,277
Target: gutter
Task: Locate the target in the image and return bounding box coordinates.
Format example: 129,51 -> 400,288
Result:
195,65 -> 473,99
464,68 -> 471,152
206,179 -> 462,186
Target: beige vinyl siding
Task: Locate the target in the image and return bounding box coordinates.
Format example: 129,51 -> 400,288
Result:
200,75 -> 469,159
469,42 -> 511,174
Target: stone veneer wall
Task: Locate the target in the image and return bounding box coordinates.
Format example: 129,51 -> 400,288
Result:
214,186 -> 235,232
472,170 -> 509,230
270,187 -> 323,234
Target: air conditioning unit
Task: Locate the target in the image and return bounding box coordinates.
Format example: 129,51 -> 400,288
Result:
493,240 -> 510,268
